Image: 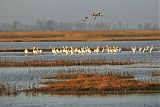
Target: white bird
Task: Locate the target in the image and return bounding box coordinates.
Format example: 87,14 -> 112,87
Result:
98,13 -> 103,17
131,46 -> 136,54
149,46 -> 154,53
82,16 -> 88,22
36,47 -> 42,54
52,48 -> 57,54
139,47 -> 142,52
91,12 -> 103,19
24,49 -> 29,54
101,47 -> 105,53
32,46 -> 38,54
94,46 -> 100,53
118,47 -> 122,52
142,46 -> 149,53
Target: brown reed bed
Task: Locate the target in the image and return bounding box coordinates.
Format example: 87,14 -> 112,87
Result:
0,82 -> 17,96
26,72 -> 160,94
0,59 -> 134,67
0,30 -> 159,42
150,71 -> 160,77
42,70 -> 134,80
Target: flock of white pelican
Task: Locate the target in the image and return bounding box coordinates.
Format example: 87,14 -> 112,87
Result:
24,45 -> 154,55
131,45 -> 154,53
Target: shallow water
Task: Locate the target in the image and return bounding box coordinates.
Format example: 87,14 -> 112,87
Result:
0,41 -> 159,49
0,41 -> 160,106
0,41 -> 159,63
0,64 -> 159,89
0,52 -> 160,63
0,94 -> 160,107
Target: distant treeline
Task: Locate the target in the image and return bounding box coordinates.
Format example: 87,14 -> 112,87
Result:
0,20 -> 159,31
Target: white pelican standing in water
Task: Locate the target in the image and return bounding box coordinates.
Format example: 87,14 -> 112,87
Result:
131,46 -> 137,54
139,47 -> 142,53
37,47 -> 43,54
50,46 -> 57,54
94,46 -> 100,53
149,45 -> 154,53
24,49 -> 29,54
32,46 -> 38,54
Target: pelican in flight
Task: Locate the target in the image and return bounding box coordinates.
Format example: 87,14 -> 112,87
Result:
91,12 -> 103,20
82,16 -> 88,22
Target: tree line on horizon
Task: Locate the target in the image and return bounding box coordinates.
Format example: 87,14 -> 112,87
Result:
0,19 -> 159,32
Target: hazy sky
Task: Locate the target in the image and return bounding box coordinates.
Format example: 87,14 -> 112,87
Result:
0,0 -> 159,26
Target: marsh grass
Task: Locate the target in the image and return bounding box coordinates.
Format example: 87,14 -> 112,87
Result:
26,70 -> 160,94
150,71 -> 160,77
0,30 -> 159,42
0,59 -> 134,67
0,82 -> 17,96
42,70 -> 134,80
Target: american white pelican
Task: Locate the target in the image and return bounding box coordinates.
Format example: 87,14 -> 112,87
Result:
149,46 -> 154,53
94,46 -> 100,53
82,16 -> 88,22
101,47 -> 105,53
139,47 -> 142,52
131,46 -> 136,54
142,46 -> 149,53
52,47 -> 57,54
36,47 -> 42,54
91,12 -> 103,19
24,49 -> 29,54
32,46 -> 38,54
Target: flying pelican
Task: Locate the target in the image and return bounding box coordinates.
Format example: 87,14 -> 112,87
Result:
91,12 -> 103,18
98,13 -> 103,17
82,16 -> 88,22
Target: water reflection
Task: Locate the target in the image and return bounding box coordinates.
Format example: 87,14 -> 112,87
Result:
0,93 -> 159,107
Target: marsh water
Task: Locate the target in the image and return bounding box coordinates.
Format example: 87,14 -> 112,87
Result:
0,94 -> 160,107
0,41 -> 160,107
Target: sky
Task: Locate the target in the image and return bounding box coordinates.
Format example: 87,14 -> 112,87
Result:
0,0 -> 159,26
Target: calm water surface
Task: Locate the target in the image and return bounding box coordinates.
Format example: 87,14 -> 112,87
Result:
0,94 -> 160,107
0,41 -> 159,49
